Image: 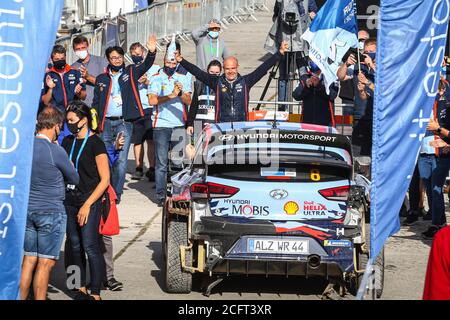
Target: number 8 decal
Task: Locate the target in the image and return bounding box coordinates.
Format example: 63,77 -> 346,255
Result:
311,169 -> 321,181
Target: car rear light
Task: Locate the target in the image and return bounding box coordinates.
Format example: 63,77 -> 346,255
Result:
318,186 -> 350,201
191,182 -> 240,199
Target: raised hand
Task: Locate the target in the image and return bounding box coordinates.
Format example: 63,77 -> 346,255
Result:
46,75 -> 56,89
147,34 -> 157,53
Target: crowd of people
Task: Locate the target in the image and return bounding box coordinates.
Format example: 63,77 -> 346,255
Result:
19,0 -> 450,300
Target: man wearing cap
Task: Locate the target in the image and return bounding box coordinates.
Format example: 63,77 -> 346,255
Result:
192,19 -> 230,71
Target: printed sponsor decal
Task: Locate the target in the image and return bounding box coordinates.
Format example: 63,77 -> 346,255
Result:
232,205 -> 269,216
303,201 -> 328,216
324,240 -> 352,248
261,168 -> 296,177
270,189 -> 289,200
217,132 -> 337,143
284,201 -> 300,215
219,134 -> 234,142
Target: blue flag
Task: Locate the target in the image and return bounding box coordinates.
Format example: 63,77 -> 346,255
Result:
0,0 -> 64,300
371,0 -> 449,259
301,0 -> 358,93
135,0 -> 149,10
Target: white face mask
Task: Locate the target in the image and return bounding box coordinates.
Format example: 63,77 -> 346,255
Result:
75,50 -> 88,60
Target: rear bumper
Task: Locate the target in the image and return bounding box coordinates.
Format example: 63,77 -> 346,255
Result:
193,216 -> 354,276
210,258 -> 344,278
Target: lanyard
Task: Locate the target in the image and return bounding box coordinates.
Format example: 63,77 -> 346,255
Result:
209,38 -> 220,59
69,129 -> 90,171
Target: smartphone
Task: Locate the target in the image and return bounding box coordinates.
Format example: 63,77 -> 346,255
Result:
117,131 -> 125,140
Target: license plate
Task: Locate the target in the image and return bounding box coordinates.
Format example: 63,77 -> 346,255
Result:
247,239 -> 309,254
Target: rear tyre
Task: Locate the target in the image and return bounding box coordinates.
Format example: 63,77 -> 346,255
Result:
164,218 -> 192,293
161,202 -> 168,261
348,223 -> 385,298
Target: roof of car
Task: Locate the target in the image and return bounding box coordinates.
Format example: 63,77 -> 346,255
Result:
208,122 -> 338,134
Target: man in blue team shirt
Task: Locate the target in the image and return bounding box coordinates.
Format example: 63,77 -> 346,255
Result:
148,52 -> 193,206
129,42 -> 161,181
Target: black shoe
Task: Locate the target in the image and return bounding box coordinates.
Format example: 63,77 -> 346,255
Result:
422,225 -> 440,240
105,278 -> 123,291
403,213 -> 419,226
422,212 -> 432,221
73,290 -> 93,300
132,168 -> 144,180
146,168 -> 155,182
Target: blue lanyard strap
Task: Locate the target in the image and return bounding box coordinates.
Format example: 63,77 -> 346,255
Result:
69,129 -> 90,171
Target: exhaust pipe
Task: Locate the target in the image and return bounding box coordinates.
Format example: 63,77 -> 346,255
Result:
307,254 -> 321,269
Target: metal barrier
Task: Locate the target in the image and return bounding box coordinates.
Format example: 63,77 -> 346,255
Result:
57,0 -> 268,63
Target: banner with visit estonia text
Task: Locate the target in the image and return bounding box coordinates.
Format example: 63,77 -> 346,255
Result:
0,0 -> 64,300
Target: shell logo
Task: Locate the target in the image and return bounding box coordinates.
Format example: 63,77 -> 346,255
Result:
284,201 -> 299,215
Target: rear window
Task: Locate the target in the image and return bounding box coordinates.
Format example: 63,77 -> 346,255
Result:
208,163 -> 351,182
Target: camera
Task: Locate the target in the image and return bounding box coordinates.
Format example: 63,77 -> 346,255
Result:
284,12 -> 297,24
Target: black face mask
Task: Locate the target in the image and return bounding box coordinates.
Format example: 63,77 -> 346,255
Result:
131,55 -> 144,64
108,63 -> 125,72
67,120 -> 83,135
164,66 -> 176,77
53,59 -> 66,70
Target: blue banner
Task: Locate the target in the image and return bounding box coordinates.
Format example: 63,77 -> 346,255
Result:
0,0 -> 64,299
371,0 -> 449,259
301,0 -> 358,92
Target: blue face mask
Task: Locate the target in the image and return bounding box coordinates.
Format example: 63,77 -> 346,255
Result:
367,52 -> 376,61
208,31 -> 219,39
164,66 -> 176,77
442,66 -> 447,75
131,55 -> 143,64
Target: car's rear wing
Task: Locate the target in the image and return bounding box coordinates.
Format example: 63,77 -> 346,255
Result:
208,129 -> 353,157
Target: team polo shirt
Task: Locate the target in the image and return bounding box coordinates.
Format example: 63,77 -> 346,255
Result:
148,68 -> 192,128
139,64 -> 160,110
42,65 -> 85,112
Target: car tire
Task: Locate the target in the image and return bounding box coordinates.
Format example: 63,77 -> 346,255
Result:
161,202 -> 168,261
164,217 -> 192,293
349,223 -> 385,298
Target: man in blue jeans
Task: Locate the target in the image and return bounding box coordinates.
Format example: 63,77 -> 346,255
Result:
148,54 -> 192,206
92,35 -> 157,203
20,106 -> 79,300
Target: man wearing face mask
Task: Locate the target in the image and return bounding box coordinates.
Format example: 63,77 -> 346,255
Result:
20,106 -> 79,300
71,36 -> 108,107
129,42 -> 161,181
92,35 -> 157,205
292,59 -> 338,127
192,19 -> 230,71
41,45 -> 86,112
148,51 -> 193,206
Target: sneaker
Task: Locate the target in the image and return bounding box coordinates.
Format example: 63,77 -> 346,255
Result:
422,225 -> 440,240
146,168 -> 155,182
131,168 -> 144,180
403,213 -> 419,226
105,278 -> 123,291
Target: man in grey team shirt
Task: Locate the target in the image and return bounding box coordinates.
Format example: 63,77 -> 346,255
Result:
192,19 -> 230,71
70,35 -> 123,291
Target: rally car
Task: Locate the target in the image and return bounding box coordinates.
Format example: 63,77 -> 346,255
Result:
161,121 -> 384,298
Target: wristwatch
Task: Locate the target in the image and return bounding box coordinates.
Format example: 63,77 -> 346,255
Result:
437,127 -> 442,134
